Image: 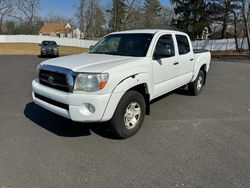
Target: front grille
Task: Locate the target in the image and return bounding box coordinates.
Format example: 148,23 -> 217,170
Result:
46,49 -> 54,54
35,93 -> 69,110
39,69 -> 70,92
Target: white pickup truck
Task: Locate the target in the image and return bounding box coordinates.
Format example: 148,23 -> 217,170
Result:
32,29 -> 211,138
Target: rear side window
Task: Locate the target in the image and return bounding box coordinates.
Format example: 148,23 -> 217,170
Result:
176,35 -> 190,55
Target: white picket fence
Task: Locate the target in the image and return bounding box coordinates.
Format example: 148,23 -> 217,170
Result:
0,35 -> 249,51
0,35 -> 97,48
192,38 -> 249,51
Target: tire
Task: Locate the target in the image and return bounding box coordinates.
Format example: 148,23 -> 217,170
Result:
110,90 -> 146,139
188,70 -> 205,96
54,52 -> 59,57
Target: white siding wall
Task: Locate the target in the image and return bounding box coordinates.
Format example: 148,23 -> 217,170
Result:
0,35 -> 249,51
192,38 -> 249,51
0,35 -> 97,48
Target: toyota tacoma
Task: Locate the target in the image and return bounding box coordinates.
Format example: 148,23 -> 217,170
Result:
32,30 -> 211,138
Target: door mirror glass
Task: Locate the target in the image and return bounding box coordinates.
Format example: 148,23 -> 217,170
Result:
155,48 -> 174,59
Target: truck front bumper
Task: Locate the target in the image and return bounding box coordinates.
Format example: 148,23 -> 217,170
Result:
32,79 -> 112,122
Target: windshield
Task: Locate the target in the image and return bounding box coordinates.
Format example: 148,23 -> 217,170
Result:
42,41 -> 57,46
89,33 -> 154,57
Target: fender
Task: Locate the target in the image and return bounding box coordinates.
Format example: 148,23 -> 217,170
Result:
101,73 -> 151,121
112,72 -> 152,93
191,56 -> 211,82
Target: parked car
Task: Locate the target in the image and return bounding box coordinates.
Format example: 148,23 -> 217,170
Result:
39,40 -> 59,57
32,29 -> 211,139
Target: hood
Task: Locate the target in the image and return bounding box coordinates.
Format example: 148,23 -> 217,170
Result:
41,53 -> 142,72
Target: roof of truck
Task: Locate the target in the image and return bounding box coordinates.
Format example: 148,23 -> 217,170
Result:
111,29 -> 187,35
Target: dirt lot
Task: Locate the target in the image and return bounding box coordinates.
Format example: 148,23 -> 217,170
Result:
211,50 -> 250,57
0,43 -> 88,55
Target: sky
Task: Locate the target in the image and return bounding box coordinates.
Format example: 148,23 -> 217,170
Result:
39,0 -> 171,18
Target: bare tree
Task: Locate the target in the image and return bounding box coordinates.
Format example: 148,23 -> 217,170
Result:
123,5 -> 144,29
241,0 -> 250,50
79,0 -> 84,36
232,10 -> 240,50
0,0 -> 13,33
12,0 -> 39,25
221,0 -> 230,39
75,0 -> 86,38
159,7 -> 175,28
44,11 -> 72,23
9,0 -> 40,34
84,0 -> 105,39
123,0 -> 138,29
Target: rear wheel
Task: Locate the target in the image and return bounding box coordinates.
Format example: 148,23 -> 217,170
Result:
110,90 -> 146,139
188,70 -> 205,96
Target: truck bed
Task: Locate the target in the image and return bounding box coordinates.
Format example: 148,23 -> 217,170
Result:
193,49 -> 209,54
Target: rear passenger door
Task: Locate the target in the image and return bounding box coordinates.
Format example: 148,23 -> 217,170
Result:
175,35 -> 194,87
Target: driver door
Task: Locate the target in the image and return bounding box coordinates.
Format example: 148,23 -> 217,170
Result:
152,34 -> 179,98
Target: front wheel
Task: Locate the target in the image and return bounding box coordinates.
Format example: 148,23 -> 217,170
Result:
188,70 -> 205,96
110,90 -> 146,139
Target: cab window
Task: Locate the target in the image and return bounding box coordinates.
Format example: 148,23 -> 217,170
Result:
154,34 -> 175,59
176,35 -> 190,55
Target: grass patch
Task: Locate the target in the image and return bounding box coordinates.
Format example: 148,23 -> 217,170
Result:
0,43 -> 88,55
211,50 -> 250,57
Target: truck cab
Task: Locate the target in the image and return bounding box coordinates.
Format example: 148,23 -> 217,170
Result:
32,29 -> 211,138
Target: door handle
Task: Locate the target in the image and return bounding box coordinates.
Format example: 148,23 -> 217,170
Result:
190,58 -> 194,61
173,62 -> 179,65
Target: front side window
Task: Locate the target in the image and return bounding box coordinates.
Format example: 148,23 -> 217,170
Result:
176,35 -> 190,55
89,34 -> 153,57
154,34 -> 175,59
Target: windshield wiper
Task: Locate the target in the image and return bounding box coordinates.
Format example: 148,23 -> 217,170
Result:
89,52 -> 112,55
90,52 -> 127,56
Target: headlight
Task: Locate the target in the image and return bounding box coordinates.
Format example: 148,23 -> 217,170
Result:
74,73 -> 109,92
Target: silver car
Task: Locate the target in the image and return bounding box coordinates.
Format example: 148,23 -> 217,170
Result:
39,41 -> 59,57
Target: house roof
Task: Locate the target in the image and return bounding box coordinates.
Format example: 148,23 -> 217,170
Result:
40,22 -> 71,34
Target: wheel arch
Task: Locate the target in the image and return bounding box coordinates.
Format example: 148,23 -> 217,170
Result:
127,83 -> 150,115
200,64 -> 207,85
101,74 -> 151,121
191,63 -> 208,83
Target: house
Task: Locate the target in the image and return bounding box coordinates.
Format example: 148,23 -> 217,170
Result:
39,22 -> 72,38
72,28 -> 84,39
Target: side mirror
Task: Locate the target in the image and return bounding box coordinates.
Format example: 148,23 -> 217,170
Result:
39,44 -> 42,46
154,48 -> 174,60
57,45 -> 60,47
